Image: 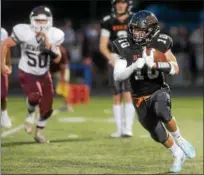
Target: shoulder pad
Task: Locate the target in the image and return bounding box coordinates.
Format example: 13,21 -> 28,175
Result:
1,28 -> 8,41
102,15 -> 111,22
48,27 -> 65,46
12,24 -> 32,43
152,33 -> 173,53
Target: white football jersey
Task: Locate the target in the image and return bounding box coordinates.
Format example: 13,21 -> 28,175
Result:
1,28 -> 8,41
11,24 -> 64,75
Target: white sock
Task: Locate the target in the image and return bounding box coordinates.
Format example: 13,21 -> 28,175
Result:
26,98 -> 36,113
37,119 -> 47,128
1,110 -> 8,117
168,139 -> 182,157
171,128 -> 183,140
124,103 -> 135,132
113,104 -> 123,133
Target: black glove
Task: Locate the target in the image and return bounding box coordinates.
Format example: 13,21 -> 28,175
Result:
39,40 -> 59,60
39,39 -> 50,53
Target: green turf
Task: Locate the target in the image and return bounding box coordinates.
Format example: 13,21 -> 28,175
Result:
1,97 -> 203,174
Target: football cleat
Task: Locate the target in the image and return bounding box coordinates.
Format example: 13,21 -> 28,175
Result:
122,130 -> 133,137
176,137 -> 196,159
1,115 -> 12,128
34,128 -> 50,143
169,150 -> 186,173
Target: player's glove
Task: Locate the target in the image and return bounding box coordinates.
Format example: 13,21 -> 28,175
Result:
143,47 -> 155,69
39,38 -> 59,59
132,57 -> 145,70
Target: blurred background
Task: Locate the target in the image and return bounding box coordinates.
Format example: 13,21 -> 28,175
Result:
2,0 -> 203,96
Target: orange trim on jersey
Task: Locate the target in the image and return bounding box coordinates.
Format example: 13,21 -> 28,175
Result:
133,95 -> 151,107
112,25 -> 128,31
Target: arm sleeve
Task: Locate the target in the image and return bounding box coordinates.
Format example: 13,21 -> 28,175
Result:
113,55 -> 136,81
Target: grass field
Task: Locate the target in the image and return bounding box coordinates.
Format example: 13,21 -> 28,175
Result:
1,96 -> 203,174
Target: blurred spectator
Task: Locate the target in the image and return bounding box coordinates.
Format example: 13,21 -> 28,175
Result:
62,19 -> 76,50
189,24 -> 204,85
168,26 -> 186,86
69,39 -> 83,63
82,21 -> 107,87
82,22 -> 100,63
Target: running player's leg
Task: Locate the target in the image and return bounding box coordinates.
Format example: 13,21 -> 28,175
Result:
109,65 -> 123,138
133,96 -> 186,173
1,74 -> 12,128
18,70 -> 42,134
152,89 -> 196,159
122,79 -> 135,137
35,72 -> 54,143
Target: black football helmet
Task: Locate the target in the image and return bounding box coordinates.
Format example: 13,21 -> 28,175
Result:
30,6 -> 53,33
128,10 -> 160,46
111,0 -> 133,16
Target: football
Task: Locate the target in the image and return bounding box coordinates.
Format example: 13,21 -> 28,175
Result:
146,48 -> 167,62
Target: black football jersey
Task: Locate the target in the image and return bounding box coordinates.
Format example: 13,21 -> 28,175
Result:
111,33 -> 173,97
100,14 -> 131,41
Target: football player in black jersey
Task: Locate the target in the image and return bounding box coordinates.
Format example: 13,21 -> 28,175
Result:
112,11 -> 196,173
100,0 -> 135,138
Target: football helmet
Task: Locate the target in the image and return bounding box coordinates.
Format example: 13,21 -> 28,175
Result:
128,10 -> 160,46
30,6 -> 53,33
111,0 -> 133,16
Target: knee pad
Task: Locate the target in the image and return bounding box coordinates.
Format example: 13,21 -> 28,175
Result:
150,123 -> 168,143
1,96 -> 7,102
40,109 -> 53,121
154,94 -> 172,123
28,92 -> 41,104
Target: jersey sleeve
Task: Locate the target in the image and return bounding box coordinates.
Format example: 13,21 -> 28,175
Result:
52,28 -> 65,46
100,15 -> 111,37
1,28 -> 8,41
11,24 -> 28,44
153,34 -> 173,53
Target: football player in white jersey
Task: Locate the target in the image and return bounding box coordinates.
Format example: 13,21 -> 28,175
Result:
1,27 -> 12,128
1,6 -> 65,143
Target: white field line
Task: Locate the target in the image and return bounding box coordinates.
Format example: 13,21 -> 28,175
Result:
58,116 -> 150,138
1,124 -> 24,138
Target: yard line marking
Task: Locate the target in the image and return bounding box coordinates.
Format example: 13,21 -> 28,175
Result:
68,134 -> 79,139
103,108 -> 112,114
1,124 -> 24,138
140,134 -> 150,138
58,117 -> 87,123
58,117 -> 115,123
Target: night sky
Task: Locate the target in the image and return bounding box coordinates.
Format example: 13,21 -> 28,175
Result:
2,0 -> 203,32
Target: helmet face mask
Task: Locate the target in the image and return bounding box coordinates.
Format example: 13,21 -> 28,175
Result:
131,27 -> 148,45
128,10 -> 160,46
30,6 -> 53,33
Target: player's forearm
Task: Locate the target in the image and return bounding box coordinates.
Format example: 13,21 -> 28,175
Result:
114,58 -> 135,81
1,43 -> 9,67
53,55 -> 62,64
153,61 -> 179,75
51,46 -> 62,63
114,64 -> 135,81
114,57 -> 145,81
6,49 -> 12,67
100,45 -> 113,62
